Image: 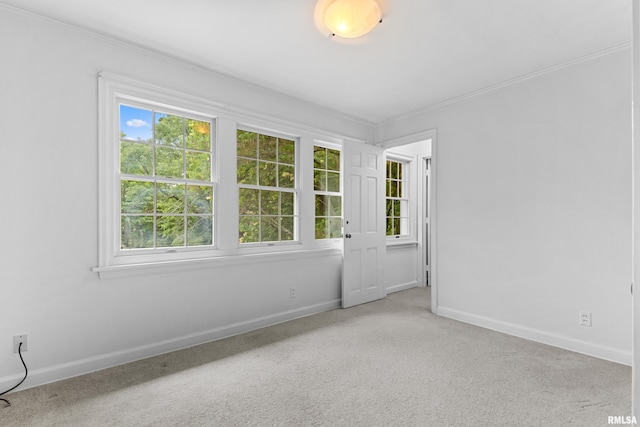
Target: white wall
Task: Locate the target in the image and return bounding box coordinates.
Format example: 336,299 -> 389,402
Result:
0,6 -> 372,390
0,2 -> 631,395
378,48 -> 633,364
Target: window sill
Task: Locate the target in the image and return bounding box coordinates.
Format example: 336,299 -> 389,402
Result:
386,240 -> 418,249
92,247 -> 342,280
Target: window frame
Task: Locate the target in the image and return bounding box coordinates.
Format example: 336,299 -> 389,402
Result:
95,73 -> 345,278
97,73 -> 221,269
385,153 -> 414,242
313,142 -> 343,240
236,126 -> 300,246
118,100 -> 216,254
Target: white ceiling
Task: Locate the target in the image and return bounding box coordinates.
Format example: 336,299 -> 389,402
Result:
1,0 -> 632,123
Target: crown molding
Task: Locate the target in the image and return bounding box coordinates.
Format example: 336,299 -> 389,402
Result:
0,1 -> 628,134
0,1 -> 376,133
377,41 -> 632,129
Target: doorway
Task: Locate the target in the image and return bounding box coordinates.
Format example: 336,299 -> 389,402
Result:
377,130 -> 437,314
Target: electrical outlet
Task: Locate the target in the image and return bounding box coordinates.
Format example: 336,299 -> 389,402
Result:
580,311 -> 592,327
289,287 -> 296,298
13,334 -> 28,353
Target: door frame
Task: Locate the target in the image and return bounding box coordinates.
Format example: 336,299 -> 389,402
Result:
377,129 -> 438,313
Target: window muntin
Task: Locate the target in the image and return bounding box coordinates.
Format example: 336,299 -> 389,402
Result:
237,129 -> 298,244
386,159 -> 409,237
119,104 -> 214,250
314,146 -> 342,239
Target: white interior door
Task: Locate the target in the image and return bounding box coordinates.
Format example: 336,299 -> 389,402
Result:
342,141 -> 386,308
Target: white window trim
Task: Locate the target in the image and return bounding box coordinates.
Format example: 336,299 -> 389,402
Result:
97,73 -> 225,271
236,125 -> 300,245
94,72 -> 349,279
117,101 -> 216,255
312,141 -> 343,241
384,151 -> 417,245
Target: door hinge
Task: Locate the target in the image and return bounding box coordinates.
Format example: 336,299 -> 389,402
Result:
632,283 -> 634,295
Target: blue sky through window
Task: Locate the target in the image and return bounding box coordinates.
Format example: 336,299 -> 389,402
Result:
120,105 -> 153,141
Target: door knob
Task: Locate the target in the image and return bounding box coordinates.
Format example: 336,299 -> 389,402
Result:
345,233 -> 352,239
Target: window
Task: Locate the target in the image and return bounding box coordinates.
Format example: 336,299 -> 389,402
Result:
97,73 -> 345,277
386,159 -> 409,237
314,145 -> 342,239
119,104 -> 215,250
237,129 -> 297,244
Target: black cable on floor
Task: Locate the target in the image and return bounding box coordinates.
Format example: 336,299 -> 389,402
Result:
0,342 -> 28,407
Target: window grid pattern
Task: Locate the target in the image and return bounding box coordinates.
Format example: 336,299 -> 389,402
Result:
237,130 -> 297,243
314,146 -> 342,239
386,159 -> 409,237
119,104 -> 214,250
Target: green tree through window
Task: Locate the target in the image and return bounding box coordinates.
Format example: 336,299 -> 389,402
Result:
119,104 -> 214,249
237,129 -> 297,243
386,159 -> 408,237
314,146 -> 342,239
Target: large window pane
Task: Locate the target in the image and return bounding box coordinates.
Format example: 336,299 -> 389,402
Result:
279,164 -> 295,188
259,161 -> 277,187
186,151 -> 211,181
259,134 -> 277,162
121,141 -> 153,175
155,113 -> 184,147
261,217 -> 279,242
187,185 -> 213,214
237,158 -> 258,185
314,146 -> 326,169
327,149 -> 340,171
187,216 -> 213,246
237,130 -> 257,158
121,215 -> 154,249
314,145 -> 341,240
327,171 -> 340,192
238,129 -> 298,244
315,217 -> 327,240
261,190 -> 279,216
314,170 -> 327,191
239,216 -> 260,243
120,105 -> 153,142
186,119 -> 210,151
329,218 -> 342,238
386,159 -> 408,237
329,195 -> 342,216
118,101 -> 215,252
239,188 -> 259,215
156,216 -> 185,247
156,183 -> 185,214
156,146 -> 183,178
281,192 -> 295,216
279,139 -> 295,164
316,195 -> 329,216
281,216 -> 294,241
121,180 -> 154,214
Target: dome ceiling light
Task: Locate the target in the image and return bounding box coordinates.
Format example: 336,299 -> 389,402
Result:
315,0 -> 383,39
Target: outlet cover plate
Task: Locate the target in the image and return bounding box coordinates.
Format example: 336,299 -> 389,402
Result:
13,334 -> 28,353
580,312 -> 592,327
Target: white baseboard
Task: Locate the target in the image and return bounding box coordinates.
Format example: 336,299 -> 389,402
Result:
386,280 -> 419,294
0,299 -> 341,393
437,306 -> 631,366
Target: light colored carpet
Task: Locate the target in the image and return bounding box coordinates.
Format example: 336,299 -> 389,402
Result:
1,287 -> 630,426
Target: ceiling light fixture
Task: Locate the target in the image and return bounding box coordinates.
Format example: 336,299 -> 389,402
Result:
316,0 -> 383,39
